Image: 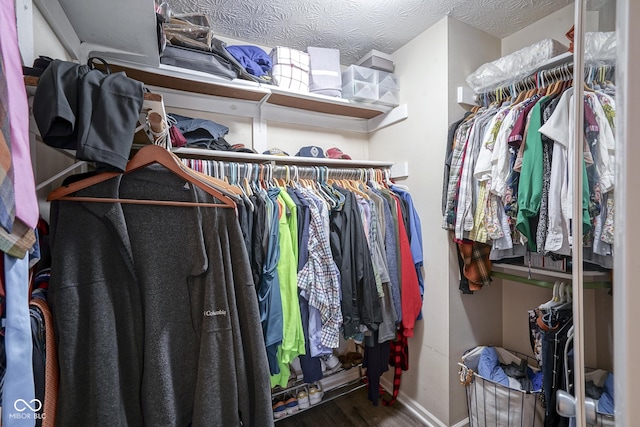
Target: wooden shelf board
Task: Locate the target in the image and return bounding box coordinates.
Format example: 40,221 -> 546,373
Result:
266,93 -> 384,119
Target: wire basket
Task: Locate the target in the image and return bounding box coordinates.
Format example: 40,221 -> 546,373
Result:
583,368 -> 615,427
459,347 -> 545,427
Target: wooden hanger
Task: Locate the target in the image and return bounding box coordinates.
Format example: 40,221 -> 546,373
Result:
513,85 -> 527,104
47,144 -> 237,209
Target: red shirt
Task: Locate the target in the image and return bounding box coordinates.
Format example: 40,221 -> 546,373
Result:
394,196 -> 422,337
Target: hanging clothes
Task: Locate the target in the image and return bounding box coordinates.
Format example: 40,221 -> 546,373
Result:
260,187 -> 284,376
443,72 -> 616,278
0,2 -> 40,425
49,166 -> 273,427
330,185 -> 382,338
297,186 -> 343,351
270,189 -> 306,388
181,159 -> 424,404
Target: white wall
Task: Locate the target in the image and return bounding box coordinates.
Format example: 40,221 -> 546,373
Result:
500,3 -> 603,56
446,17 -> 503,425
33,4 -> 72,61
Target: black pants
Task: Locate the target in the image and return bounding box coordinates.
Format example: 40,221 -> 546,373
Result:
541,310 -> 572,427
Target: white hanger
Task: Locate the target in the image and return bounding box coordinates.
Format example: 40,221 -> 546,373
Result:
539,281 -> 561,310
555,283 -> 573,311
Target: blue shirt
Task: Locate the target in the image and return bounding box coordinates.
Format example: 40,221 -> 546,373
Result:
260,187 -> 283,374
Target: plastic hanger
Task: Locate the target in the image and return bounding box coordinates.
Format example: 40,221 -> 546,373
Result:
539,281 -> 561,310
242,164 -> 254,197
554,284 -> 573,311
182,157 -> 242,198
48,144 -> 237,209
315,167 -> 338,208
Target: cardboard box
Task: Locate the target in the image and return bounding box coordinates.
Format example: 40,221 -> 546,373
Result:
356,49 -> 394,72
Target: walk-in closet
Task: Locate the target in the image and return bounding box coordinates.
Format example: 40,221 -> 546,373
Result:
1,0 -> 638,426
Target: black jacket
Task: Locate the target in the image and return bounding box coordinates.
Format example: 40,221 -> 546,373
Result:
330,186 -> 381,338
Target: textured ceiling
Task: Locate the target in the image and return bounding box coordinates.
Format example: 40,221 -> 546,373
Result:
169,0 -> 573,64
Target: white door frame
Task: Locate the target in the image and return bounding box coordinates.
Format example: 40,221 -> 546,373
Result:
614,0 -> 640,426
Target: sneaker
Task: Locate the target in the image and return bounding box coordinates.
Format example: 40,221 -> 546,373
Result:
284,396 -> 299,415
308,382 -> 324,405
321,354 -> 341,374
297,388 -> 310,410
273,400 -> 287,419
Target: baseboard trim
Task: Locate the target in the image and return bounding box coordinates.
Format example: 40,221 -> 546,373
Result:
380,378 -> 450,427
451,418 -> 470,427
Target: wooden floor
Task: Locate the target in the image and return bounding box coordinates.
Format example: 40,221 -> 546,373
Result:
276,386 -> 428,427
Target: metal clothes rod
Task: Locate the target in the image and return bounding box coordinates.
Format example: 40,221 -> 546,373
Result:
490,271 -> 611,290
182,158 -> 390,184
474,62 -> 615,105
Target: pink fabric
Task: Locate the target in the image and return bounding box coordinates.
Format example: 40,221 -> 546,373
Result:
0,1 -> 38,228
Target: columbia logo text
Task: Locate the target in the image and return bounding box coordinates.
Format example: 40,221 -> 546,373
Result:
204,309 -> 226,317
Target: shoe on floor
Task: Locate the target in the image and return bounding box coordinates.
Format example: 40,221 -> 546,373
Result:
308,382 -> 324,405
273,400 -> 287,419
297,387 -> 310,409
321,354 -> 341,374
285,396 -> 299,415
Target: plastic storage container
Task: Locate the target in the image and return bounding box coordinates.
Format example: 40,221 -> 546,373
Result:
342,64 -> 377,85
342,65 -> 378,102
376,88 -> 399,106
342,80 -> 378,103
375,70 -> 399,106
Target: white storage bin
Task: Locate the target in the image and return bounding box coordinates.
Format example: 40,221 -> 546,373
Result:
342,80 -> 378,103
376,70 -> 399,90
342,64 -> 377,85
376,87 -> 399,107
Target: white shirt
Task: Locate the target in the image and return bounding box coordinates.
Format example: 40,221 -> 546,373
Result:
539,89 -> 573,254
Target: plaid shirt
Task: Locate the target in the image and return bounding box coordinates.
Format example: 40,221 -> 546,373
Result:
457,240 -> 492,290
455,109 -> 496,240
297,189 -> 343,349
443,119 -> 473,230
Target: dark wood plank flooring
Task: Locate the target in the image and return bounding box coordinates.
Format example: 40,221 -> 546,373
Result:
276,386 -> 428,427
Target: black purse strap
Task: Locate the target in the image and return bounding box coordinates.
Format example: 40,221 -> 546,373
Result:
87,56 -> 112,75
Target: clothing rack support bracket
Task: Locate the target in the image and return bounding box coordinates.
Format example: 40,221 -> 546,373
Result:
367,103 -> 408,132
